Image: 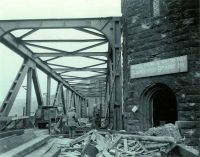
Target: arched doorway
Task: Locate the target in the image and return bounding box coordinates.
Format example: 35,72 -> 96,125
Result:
140,83 -> 177,130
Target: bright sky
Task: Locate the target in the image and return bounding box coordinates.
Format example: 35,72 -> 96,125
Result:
0,0 -> 121,104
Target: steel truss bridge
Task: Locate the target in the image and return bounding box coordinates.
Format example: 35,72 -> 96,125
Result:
0,17 -> 123,130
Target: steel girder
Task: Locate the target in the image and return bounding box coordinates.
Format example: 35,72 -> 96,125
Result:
25,68 -> 33,116
104,19 -> 123,130
32,69 -> 44,107
0,33 -> 83,97
34,52 -> 108,57
46,75 -> 51,106
0,17 -> 122,126
0,60 -> 31,116
0,18 -> 115,45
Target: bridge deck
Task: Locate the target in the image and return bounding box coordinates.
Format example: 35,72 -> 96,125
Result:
0,128 -> 199,157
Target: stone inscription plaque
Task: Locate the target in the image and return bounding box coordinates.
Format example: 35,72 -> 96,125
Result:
130,55 -> 188,79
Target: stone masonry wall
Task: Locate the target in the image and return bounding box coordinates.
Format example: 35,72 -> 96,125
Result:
122,0 -> 200,149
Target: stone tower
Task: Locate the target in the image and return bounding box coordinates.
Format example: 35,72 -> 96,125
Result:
122,0 -> 200,149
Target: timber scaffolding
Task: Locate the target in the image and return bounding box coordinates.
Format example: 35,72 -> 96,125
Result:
0,18 -> 199,157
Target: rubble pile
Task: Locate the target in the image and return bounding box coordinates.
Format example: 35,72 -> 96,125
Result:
58,124 -> 185,157
143,124 -> 182,142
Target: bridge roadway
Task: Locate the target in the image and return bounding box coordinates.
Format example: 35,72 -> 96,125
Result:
0,128 -> 91,157
0,127 -> 199,157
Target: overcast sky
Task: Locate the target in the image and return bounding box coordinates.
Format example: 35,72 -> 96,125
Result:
0,0 -> 121,105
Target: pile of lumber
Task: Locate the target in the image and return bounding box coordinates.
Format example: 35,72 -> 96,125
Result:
58,124 -> 199,157
61,130 -> 177,157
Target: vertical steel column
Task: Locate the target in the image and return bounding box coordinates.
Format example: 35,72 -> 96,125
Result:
66,88 -> 70,112
26,68 -> 33,116
46,75 -> 51,106
86,100 -> 89,117
32,69 -> 44,106
70,91 -> 73,109
112,18 -> 122,130
53,83 -> 61,106
73,93 -> 76,109
77,96 -> 80,118
109,52 -> 114,125
77,95 -> 80,118
80,98 -> 83,118
69,91 -> 72,109
79,97 -> 82,118
61,84 -> 66,114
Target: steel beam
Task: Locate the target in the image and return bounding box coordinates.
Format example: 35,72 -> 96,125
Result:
80,98 -> 83,117
0,60 -> 31,116
71,41 -> 107,53
53,68 -> 107,72
61,85 -> 66,114
63,77 -> 106,81
19,29 -> 39,39
25,42 -> 70,53
62,74 -> 105,79
34,52 -> 108,57
24,39 -> 106,42
81,62 -> 107,69
77,89 -> 105,92
32,69 -> 44,106
26,68 -> 32,116
70,82 -> 106,86
43,40 -> 107,62
0,33 -> 83,98
75,28 -> 105,38
0,18 -> 116,45
65,88 -> 70,112
74,87 -> 106,90
85,56 -> 107,62
46,75 -> 51,106
112,19 -> 123,130
53,83 -> 62,106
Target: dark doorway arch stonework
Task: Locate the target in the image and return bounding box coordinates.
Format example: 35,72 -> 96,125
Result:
139,83 -> 178,131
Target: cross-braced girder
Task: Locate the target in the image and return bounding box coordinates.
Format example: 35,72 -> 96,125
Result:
0,17 -> 122,130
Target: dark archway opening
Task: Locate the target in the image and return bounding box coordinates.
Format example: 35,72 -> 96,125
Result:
152,87 -> 177,127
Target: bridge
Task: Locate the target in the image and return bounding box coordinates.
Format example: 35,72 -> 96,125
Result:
0,5 -> 199,157
0,17 -> 123,128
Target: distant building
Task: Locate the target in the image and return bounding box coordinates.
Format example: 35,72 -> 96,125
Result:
122,0 -> 200,149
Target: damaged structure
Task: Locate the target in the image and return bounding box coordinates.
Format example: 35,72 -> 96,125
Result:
0,0 -> 199,156
122,0 -> 200,150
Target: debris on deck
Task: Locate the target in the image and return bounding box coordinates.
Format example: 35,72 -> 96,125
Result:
55,124 -> 199,157
0,124 -> 199,157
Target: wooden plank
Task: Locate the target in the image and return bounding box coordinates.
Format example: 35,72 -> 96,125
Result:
42,147 -> 61,157
123,139 -> 128,151
120,135 -> 176,143
70,130 -> 94,146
